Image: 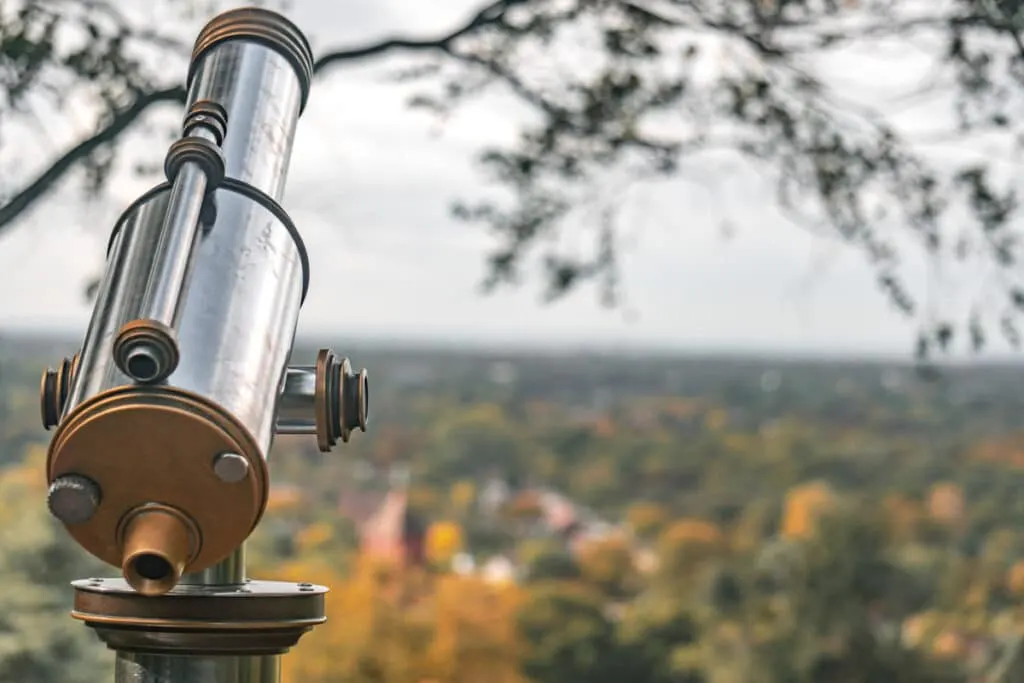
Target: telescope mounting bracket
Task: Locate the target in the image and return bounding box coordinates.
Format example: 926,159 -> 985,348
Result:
71,578 -> 327,656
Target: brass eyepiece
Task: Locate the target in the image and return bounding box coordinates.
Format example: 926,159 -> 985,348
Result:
119,505 -> 197,596
112,319 -> 180,384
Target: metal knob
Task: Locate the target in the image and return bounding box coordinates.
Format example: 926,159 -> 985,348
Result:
314,349 -> 369,452
39,355 -> 75,430
47,473 -> 102,525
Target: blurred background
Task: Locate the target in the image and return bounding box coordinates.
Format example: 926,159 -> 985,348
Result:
3,0 -> 1024,681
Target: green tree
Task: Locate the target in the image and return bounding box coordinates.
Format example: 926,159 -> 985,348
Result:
740,506 -> 963,683
517,583 -> 645,683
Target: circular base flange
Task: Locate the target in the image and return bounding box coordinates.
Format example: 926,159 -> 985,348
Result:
71,578 -> 326,655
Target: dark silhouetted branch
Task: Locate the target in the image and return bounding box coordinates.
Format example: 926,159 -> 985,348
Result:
0,0 -> 525,238
0,85 -> 186,230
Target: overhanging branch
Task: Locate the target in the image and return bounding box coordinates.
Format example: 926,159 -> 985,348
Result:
0,0 -> 527,239
0,86 -> 186,230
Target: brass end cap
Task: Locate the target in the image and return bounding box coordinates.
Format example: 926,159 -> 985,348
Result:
40,356 -> 75,430
188,7 -> 314,113
112,319 -> 180,384
314,349 -> 369,452
119,505 -> 198,596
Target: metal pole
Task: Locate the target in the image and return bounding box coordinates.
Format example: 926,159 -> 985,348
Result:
36,8 -> 370,683
114,652 -> 281,683
112,549 -> 280,683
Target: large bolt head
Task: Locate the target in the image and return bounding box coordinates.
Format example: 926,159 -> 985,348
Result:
47,474 -> 101,525
212,452 -> 250,483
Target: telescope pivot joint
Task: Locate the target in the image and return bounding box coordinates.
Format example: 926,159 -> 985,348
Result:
314,349 -> 368,450
39,353 -> 78,430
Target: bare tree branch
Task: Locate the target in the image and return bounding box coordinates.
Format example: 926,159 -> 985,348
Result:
313,0 -> 526,70
0,85 -> 186,229
7,0 -> 1024,360
0,0 -> 526,239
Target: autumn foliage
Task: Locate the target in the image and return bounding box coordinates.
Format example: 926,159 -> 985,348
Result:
7,346 -> 1024,683
278,557 -> 525,683
780,481 -> 836,540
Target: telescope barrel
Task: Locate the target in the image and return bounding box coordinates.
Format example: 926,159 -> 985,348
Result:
40,7 -> 366,602
276,354 -> 369,449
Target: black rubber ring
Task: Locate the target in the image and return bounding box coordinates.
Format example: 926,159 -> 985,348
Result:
105,180 -> 311,302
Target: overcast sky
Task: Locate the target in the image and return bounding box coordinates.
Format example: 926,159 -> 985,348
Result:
0,0 -> 1009,357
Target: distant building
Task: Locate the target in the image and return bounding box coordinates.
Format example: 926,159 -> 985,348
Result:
337,465 -> 426,567
358,489 -> 426,566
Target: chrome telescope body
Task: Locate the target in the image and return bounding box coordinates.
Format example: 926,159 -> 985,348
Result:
36,8 -> 367,683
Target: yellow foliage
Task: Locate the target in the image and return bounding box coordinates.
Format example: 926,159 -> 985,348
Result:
704,408 -> 729,431
266,485 -> 305,514
661,518 -> 723,547
0,444 -> 48,495
625,502 -> 670,538
282,557 -> 526,683
296,521 -> 334,554
576,535 -> 637,595
0,463 -> 42,494
427,574 -> 527,683
426,521 -> 465,566
283,558 -> 419,683
0,446 -> 51,526
450,480 -> 476,511
780,481 -> 836,540
18,442 -> 48,473
656,518 -> 724,577
722,433 -> 752,453
1007,560 -> 1024,596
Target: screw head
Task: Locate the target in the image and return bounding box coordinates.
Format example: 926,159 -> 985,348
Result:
212,453 -> 249,483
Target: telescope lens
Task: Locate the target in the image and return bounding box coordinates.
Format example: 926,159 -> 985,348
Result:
126,349 -> 160,383
133,553 -> 173,581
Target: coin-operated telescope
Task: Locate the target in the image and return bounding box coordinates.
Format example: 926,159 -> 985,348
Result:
37,8 -> 368,683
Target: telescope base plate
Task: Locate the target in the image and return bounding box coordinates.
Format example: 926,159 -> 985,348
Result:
71,578 -> 326,656
48,386 -> 269,574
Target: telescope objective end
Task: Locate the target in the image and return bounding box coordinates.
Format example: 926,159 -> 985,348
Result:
119,505 -> 197,596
